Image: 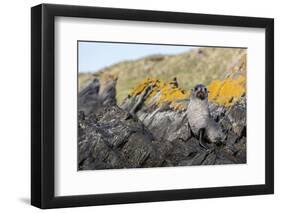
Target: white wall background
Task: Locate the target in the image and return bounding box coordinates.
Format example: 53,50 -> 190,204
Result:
0,0 -> 279,212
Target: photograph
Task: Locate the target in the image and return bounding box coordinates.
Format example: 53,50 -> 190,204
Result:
29,2 -> 274,209
77,41 -> 247,170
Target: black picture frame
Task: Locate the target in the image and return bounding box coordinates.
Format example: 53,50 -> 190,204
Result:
31,3 -> 274,209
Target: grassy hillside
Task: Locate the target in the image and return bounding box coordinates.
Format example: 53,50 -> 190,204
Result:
79,47 -> 246,103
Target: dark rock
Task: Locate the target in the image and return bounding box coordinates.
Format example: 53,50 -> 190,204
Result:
78,78 -> 118,116
225,98 -> 246,137
165,139 -> 199,166
138,110 -> 192,142
202,151 -> 217,165
78,78 -> 101,115
78,79 -> 247,170
78,105 -> 166,170
184,151 -> 208,166
100,79 -> 117,106
225,131 -> 239,145
209,102 -> 226,122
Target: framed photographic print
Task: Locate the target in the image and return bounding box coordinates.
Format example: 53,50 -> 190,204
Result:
31,3 -> 274,209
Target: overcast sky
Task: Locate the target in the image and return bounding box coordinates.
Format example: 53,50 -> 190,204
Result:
78,41 -> 196,73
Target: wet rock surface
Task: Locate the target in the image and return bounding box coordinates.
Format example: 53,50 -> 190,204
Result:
78,79 -> 246,170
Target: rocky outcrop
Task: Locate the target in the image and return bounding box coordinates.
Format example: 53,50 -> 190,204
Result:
120,79 -> 246,166
78,78 -> 117,116
78,76 -> 246,170
78,105 -> 166,170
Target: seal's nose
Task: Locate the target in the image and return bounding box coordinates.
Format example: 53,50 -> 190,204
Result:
196,90 -> 205,99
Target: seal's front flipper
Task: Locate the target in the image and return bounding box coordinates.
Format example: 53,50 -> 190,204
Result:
199,128 -> 209,150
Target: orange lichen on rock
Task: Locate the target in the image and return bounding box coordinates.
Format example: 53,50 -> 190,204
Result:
130,78 -> 189,110
129,74 -> 246,110
208,52 -> 246,106
208,75 -> 246,107
130,78 -> 154,96
129,52 -> 246,109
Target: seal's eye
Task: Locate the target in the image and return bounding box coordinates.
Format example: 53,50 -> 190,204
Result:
204,87 -> 207,92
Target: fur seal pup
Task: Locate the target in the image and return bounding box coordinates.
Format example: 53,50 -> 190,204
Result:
186,84 -> 226,149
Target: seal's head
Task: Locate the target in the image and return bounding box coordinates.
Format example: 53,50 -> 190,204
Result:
192,84 -> 208,100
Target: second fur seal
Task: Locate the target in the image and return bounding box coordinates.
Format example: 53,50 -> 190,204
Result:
186,84 -> 226,149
